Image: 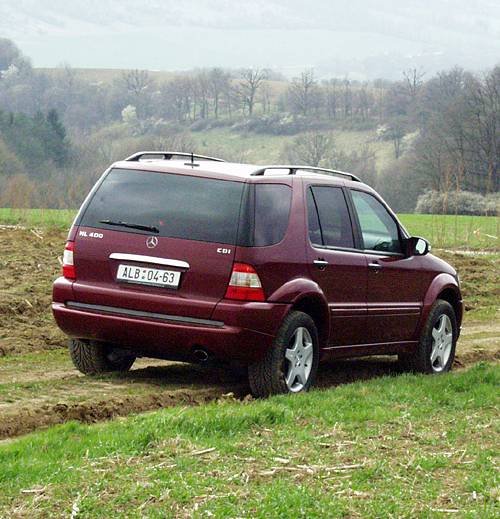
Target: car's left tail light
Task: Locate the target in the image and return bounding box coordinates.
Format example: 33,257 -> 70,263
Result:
62,241 -> 76,280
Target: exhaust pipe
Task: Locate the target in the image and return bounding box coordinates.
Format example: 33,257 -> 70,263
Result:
193,348 -> 209,363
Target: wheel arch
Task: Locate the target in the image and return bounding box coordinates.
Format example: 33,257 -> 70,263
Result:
291,294 -> 330,348
418,273 -> 463,339
437,287 -> 463,330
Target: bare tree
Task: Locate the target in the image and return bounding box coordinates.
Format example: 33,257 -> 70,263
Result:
120,69 -> 154,119
354,83 -> 373,121
466,67 -> 500,193
208,68 -> 230,119
388,117 -> 406,159
236,68 -> 267,116
323,78 -> 340,119
342,78 -> 353,118
121,69 -> 152,97
159,77 -> 193,122
259,81 -> 273,114
288,70 -> 317,116
195,70 -> 210,119
282,131 -> 335,167
403,68 -> 425,98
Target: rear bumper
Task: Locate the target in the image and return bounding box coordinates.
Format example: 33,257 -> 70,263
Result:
52,286 -> 291,364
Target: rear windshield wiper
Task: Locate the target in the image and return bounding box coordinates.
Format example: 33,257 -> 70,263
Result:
99,219 -> 159,233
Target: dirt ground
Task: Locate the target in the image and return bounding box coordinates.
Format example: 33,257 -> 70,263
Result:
0,227 -> 498,440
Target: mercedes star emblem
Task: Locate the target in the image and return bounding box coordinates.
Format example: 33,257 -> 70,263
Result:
146,236 -> 158,248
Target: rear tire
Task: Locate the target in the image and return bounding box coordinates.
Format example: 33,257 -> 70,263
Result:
69,339 -> 136,375
248,311 -> 319,397
399,299 -> 457,374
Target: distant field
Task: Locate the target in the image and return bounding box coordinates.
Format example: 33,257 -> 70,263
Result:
189,128 -> 394,174
399,213 -> 499,250
37,67 -> 179,84
0,209 -> 497,250
37,68 -> 290,95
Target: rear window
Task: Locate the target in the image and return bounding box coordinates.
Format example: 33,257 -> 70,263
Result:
79,168 -> 245,244
254,184 -> 292,246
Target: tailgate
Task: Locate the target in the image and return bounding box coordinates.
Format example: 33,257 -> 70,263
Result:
72,227 -> 236,319
69,167 -> 246,320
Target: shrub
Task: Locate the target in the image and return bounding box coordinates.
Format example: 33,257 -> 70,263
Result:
415,190 -> 500,216
189,117 -> 233,132
0,174 -> 39,207
230,113 -> 332,136
377,155 -> 428,213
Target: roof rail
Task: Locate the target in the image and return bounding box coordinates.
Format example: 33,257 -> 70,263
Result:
250,165 -> 361,182
125,151 -> 226,163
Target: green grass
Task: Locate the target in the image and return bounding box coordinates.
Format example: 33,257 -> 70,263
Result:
0,207 -> 76,228
0,363 -> 498,517
1,208 -> 498,250
400,213 -> 499,250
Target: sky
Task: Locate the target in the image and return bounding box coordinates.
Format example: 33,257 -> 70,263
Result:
1,0 -> 499,78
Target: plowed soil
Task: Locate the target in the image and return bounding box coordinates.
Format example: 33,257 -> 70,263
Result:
0,227 -> 498,440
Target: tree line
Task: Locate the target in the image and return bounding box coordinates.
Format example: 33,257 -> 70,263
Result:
0,37 -> 498,211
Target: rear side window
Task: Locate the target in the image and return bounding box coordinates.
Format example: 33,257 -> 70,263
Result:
79,168 -> 245,244
307,186 -> 354,248
254,184 -> 292,246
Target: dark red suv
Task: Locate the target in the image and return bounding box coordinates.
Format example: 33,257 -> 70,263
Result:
52,151 -> 463,396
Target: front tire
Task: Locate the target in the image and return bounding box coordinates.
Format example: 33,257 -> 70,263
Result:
248,311 -> 320,397
69,339 -> 136,375
399,299 -> 457,374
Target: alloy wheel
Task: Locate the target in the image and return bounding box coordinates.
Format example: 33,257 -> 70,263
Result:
284,327 -> 314,392
430,314 -> 453,372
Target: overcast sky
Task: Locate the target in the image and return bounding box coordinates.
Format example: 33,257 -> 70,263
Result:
1,0 -> 499,78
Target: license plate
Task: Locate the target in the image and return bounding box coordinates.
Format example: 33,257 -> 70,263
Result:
116,264 -> 181,288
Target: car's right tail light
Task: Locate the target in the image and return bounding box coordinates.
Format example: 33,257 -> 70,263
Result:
62,241 -> 76,280
225,262 -> 265,302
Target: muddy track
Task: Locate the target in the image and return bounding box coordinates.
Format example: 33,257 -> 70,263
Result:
0,384 -> 247,440
0,227 -> 498,440
0,359 -> 250,440
1,334 -> 498,441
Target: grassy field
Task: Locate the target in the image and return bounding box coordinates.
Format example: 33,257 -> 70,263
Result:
0,208 -> 76,228
398,214 -> 499,250
0,208 -> 498,250
189,127 -> 394,173
0,224 -> 497,517
0,363 -> 498,517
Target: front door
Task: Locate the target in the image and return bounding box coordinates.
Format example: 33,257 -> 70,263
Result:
305,185 -> 368,346
349,189 -> 424,344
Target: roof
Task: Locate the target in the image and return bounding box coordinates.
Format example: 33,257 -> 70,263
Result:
112,154 -> 364,186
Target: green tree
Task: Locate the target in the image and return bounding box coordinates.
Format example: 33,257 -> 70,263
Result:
0,38 -> 21,71
45,109 -> 70,166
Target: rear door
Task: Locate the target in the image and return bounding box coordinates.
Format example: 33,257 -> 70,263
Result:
305,184 -> 368,346
72,168 -> 245,319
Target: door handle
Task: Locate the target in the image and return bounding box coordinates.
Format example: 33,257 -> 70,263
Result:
368,262 -> 382,272
313,259 -> 329,270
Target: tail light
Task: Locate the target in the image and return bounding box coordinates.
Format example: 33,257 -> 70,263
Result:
225,262 -> 265,302
62,241 -> 76,280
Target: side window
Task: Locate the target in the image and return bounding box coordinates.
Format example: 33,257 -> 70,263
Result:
307,189 -> 322,245
351,190 -> 402,253
254,184 -> 292,246
307,186 -> 354,248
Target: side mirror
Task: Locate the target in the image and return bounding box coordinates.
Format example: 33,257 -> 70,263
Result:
407,236 -> 430,256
